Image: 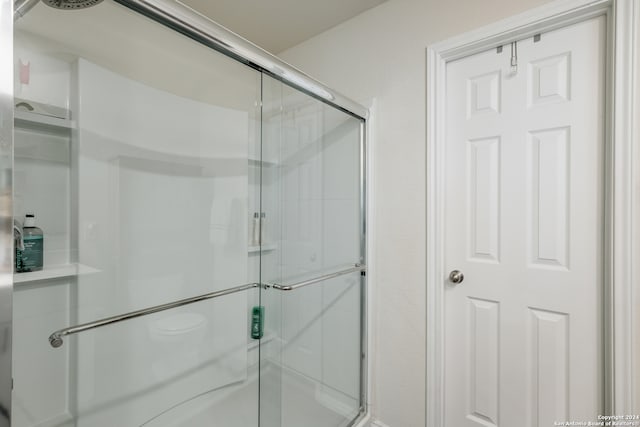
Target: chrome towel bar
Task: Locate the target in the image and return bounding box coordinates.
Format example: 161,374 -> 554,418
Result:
48,282 -> 259,348
48,264 -> 366,348
269,264 -> 366,291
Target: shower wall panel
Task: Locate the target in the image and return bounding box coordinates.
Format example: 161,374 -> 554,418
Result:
12,34 -> 75,427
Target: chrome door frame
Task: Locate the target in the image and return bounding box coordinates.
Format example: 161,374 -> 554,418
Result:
114,0 -> 368,121
4,1 -> 369,425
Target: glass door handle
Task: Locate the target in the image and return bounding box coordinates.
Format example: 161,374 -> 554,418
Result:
268,264 -> 366,292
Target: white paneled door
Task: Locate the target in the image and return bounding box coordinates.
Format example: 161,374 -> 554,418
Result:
444,16 -> 605,427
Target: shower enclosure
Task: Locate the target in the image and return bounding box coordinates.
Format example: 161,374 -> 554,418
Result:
0,0 -> 367,426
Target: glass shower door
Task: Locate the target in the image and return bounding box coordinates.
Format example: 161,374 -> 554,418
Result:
260,75 -> 365,427
12,2 -> 263,426
11,2 -> 366,427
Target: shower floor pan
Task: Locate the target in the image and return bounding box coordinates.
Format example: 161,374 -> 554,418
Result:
141,364 -> 358,427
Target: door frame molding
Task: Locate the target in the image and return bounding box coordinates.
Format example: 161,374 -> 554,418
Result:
425,0 -> 639,425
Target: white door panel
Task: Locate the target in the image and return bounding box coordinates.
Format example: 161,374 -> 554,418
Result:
445,16 -> 605,427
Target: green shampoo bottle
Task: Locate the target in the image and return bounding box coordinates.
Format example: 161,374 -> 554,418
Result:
19,214 -> 43,272
251,306 -> 264,339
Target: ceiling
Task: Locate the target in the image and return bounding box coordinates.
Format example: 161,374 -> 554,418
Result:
178,0 -> 387,54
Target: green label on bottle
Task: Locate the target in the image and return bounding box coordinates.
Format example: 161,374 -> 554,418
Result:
20,235 -> 43,272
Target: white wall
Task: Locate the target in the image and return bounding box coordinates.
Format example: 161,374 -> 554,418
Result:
278,1 -> 555,425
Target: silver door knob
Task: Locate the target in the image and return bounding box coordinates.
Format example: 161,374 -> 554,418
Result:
449,270 -> 464,284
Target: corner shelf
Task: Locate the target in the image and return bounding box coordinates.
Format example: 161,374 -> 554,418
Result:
14,110 -> 75,132
248,243 -> 277,254
248,158 -> 278,168
14,263 -> 100,285
247,331 -> 277,350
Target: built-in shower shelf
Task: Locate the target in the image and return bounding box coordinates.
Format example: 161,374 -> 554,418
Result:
248,158 -> 278,168
248,243 -> 277,254
14,110 -> 76,132
247,332 -> 277,350
14,263 -> 100,284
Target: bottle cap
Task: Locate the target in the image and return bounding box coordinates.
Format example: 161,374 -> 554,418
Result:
24,214 -> 35,228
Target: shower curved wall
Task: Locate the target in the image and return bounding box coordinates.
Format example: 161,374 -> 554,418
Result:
0,1 -> 367,426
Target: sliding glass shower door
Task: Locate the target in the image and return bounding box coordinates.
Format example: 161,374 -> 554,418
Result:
260,76 -> 365,427
13,3 -> 262,426
9,1 -> 366,427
